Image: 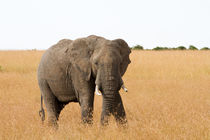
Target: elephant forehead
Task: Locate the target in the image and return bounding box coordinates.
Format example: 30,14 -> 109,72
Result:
102,53 -> 121,63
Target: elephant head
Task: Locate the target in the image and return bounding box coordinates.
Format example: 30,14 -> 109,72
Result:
88,36 -> 131,125
70,35 -> 131,125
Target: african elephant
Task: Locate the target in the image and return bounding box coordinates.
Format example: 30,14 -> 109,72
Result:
37,35 -> 131,127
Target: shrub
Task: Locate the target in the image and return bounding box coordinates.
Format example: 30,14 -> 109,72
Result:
200,47 -> 209,50
0,65 -> 2,72
171,47 -> 178,50
189,45 -> 198,50
177,46 -> 186,50
132,45 -> 144,50
153,47 -> 169,50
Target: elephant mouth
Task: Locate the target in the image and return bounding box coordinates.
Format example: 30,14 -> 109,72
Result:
95,82 -> 128,96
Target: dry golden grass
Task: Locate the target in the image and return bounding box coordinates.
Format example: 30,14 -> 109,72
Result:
0,50 -> 210,140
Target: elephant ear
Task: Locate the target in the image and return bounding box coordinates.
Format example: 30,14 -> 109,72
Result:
112,39 -> 131,76
70,39 -> 92,81
113,39 -> 131,56
74,58 -> 91,81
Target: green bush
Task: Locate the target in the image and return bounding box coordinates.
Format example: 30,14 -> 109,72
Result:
153,46 -> 169,50
132,45 -> 144,50
189,45 -> 198,50
200,47 -> 209,50
0,65 -> 2,72
171,47 -> 178,50
176,46 -> 186,50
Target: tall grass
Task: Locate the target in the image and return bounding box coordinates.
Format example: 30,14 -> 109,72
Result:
0,50 -> 209,140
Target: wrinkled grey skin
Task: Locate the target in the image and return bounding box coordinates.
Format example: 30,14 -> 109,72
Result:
37,35 -> 131,127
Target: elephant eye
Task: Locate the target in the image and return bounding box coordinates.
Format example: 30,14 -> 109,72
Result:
93,59 -> 98,66
94,61 -> 100,67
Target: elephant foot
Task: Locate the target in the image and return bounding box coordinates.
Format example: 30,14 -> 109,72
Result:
82,118 -> 93,124
47,117 -> 59,130
81,120 -> 93,127
116,118 -> 128,128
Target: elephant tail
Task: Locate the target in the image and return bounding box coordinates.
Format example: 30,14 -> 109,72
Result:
39,95 -> 45,123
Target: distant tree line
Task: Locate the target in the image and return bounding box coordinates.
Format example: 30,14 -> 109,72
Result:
132,45 -> 210,50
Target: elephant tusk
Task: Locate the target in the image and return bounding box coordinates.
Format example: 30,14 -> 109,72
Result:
95,85 -> 102,95
121,84 -> 128,92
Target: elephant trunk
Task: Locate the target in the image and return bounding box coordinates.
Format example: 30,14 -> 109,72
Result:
101,90 -> 127,125
100,66 -> 127,125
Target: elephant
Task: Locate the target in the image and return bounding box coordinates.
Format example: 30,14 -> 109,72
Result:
37,35 -> 131,127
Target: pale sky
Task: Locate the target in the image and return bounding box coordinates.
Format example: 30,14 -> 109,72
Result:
0,0 -> 210,50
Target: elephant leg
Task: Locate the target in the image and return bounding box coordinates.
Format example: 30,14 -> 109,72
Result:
39,80 -> 65,128
79,94 -> 94,124
45,98 -> 65,127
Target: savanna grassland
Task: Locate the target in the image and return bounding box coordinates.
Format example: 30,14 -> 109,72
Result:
0,50 -> 209,140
